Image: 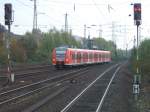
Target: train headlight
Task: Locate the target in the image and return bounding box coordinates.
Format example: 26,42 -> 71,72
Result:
66,58 -> 68,62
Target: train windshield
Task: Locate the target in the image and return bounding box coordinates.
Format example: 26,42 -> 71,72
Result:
55,47 -> 67,61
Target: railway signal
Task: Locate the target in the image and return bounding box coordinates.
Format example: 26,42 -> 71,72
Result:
134,3 -> 141,20
4,3 -> 14,83
4,3 -> 12,25
133,3 -> 142,97
134,3 -> 141,25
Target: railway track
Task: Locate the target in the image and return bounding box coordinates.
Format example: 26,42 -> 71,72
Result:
0,67 -> 89,111
0,65 -> 87,92
60,64 -> 121,112
0,63 -> 79,90
0,64 -> 52,77
0,64 -> 55,90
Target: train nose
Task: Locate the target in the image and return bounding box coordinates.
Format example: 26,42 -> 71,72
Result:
56,61 -> 64,65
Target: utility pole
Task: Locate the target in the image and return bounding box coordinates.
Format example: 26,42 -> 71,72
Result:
65,13 -> 68,33
33,0 -> 37,30
83,24 -> 86,48
112,22 -> 115,43
112,22 -> 117,57
126,43 -> 128,57
123,25 -> 127,57
99,25 -> 102,38
84,24 -> 86,38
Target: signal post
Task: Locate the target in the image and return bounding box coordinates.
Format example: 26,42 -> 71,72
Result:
4,3 -> 14,83
133,3 -> 141,97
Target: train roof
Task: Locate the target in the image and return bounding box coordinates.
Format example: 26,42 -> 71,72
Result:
54,47 -> 111,53
67,48 -> 111,53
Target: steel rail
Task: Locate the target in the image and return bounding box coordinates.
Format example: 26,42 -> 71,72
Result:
96,66 -> 121,112
0,68 -> 89,105
0,65 -> 52,77
0,64 -> 51,72
0,67 -> 88,96
61,64 -> 119,112
22,86 -> 68,112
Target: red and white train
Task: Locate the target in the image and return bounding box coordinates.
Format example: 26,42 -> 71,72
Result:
52,47 -> 111,68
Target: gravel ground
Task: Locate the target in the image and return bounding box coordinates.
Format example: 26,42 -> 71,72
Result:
34,63 -> 116,112
1,62 -> 134,112
135,73 -> 150,112
0,66 -> 81,92
101,63 -> 133,112
0,65 -> 90,112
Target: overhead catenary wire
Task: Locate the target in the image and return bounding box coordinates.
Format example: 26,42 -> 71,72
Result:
12,0 -> 65,30
15,0 -> 33,9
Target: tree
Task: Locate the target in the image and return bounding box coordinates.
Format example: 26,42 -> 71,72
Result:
0,45 -> 7,65
10,38 -> 27,63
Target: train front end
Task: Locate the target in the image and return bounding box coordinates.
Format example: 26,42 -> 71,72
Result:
52,47 -> 67,68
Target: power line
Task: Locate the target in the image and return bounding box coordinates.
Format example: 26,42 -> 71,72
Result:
15,0 -> 33,9
15,0 -> 64,29
40,0 -> 132,6
91,0 -> 110,23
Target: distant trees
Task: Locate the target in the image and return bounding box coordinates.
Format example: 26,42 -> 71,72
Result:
0,28 -> 81,65
11,38 -> 27,63
0,28 -> 125,65
93,37 -> 119,60
0,42 -> 7,65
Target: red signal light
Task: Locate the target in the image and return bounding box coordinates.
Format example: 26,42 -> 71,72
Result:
134,3 -> 141,21
134,8 -> 141,12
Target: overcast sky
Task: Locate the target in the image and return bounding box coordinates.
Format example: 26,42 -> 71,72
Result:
0,0 -> 150,49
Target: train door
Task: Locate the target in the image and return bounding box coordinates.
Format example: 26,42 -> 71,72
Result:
71,51 -> 75,64
104,53 -> 106,62
94,52 -> 98,63
101,53 -> 103,62
77,52 -> 81,64
99,53 -> 101,63
81,51 -> 83,64
92,52 -> 94,63
89,52 -> 92,64
87,52 -> 89,63
74,51 -> 77,64
83,52 -> 88,64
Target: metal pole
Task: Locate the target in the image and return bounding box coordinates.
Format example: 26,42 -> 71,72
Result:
33,0 -> 37,30
83,24 -> 86,49
65,13 -> 68,33
84,24 -> 86,38
136,25 -> 139,74
7,24 -> 14,83
99,25 -> 102,38
126,44 -> 128,57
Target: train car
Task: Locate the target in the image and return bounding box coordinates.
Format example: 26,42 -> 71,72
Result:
52,47 -> 111,68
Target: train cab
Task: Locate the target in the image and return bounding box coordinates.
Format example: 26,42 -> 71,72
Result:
52,47 -> 67,68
